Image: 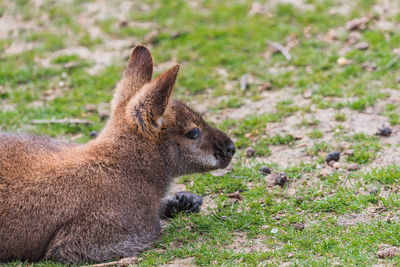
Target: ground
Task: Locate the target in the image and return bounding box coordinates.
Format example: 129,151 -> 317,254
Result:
1,0 -> 400,266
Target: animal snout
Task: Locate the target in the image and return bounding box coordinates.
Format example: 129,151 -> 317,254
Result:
211,129 -> 235,168
225,141 -> 235,158
213,139 -> 235,167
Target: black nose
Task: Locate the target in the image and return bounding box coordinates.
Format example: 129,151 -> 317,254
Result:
225,141 -> 235,157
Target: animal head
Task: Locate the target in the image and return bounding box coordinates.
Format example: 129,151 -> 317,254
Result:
108,45 -> 235,176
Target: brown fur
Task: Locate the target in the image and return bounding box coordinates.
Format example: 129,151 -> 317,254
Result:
0,46 -> 235,264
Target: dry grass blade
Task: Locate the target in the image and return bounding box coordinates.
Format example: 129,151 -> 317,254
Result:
266,41 -> 292,61
82,257 -> 137,267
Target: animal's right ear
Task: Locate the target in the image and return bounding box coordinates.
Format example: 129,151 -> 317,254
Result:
113,45 -> 153,106
126,65 -> 179,136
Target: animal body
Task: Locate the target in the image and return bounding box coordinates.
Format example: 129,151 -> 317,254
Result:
0,46 -> 235,264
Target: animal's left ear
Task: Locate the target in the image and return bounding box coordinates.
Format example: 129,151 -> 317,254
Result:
126,65 -> 179,134
124,45 -> 153,88
113,45 -> 153,108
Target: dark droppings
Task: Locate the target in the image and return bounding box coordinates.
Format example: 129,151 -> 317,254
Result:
326,151 -> 340,163
259,166 -> 271,175
245,147 -> 256,157
274,172 -> 288,187
376,127 -> 392,137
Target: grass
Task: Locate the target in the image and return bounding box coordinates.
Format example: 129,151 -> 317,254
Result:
2,0 -> 400,266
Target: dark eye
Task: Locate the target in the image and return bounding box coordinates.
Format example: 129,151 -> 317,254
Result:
185,128 -> 201,139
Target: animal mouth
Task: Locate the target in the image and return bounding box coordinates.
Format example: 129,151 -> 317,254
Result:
218,157 -> 232,168
213,144 -> 234,168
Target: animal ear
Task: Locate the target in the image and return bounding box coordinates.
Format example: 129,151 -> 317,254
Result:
126,65 -> 179,134
114,45 -> 153,106
125,45 -> 153,84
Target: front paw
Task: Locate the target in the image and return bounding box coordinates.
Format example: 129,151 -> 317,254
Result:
172,191 -> 203,213
164,192 -> 203,218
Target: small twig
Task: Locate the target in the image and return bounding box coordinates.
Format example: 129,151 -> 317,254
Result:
83,261 -> 119,267
82,257 -> 137,267
267,41 -> 292,61
226,191 -> 243,200
30,118 -> 93,125
334,175 -> 350,193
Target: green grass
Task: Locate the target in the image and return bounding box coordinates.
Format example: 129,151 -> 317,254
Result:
334,112 -> 346,122
345,133 -> 381,165
2,0 -> 400,266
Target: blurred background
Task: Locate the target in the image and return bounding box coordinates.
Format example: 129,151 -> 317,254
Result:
0,0 -> 398,141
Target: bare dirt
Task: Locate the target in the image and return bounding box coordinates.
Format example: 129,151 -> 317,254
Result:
228,232 -> 271,254
160,257 -> 196,267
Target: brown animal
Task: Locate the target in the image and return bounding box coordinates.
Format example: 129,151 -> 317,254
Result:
0,45 -> 235,264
